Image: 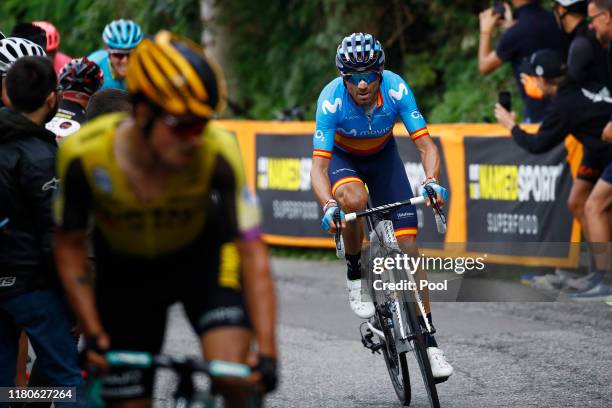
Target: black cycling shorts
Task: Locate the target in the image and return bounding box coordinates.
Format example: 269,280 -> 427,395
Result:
94,237 -> 251,402
577,149 -> 607,183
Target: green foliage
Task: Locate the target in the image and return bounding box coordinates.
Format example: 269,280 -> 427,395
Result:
216,0 -> 525,122
0,0 -> 201,58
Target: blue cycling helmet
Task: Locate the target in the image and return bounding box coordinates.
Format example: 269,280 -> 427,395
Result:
335,33 -> 385,74
102,19 -> 143,50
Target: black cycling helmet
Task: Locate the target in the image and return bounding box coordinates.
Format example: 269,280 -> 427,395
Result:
59,57 -> 104,96
335,33 -> 385,74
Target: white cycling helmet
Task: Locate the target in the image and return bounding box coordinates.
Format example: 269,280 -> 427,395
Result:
0,37 -> 46,74
553,0 -> 587,13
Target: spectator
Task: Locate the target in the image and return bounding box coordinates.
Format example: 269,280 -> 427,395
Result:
0,56 -> 82,407
86,88 -> 132,120
552,0 -> 608,86
32,21 -> 72,75
46,57 -> 103,142
495,49 -> 612,295
10,22 -> 47,51
88,19 -> 143,90
573,0 -> 612,301
479,0 -> 568,123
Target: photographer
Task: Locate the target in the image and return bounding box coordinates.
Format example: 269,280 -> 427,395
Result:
479,0 -> 568,123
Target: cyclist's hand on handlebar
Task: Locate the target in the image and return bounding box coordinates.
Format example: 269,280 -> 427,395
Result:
321,205 -> 346,234
246,352 -> 278,393
82,332 -> 111,373
422,180 -> 448,208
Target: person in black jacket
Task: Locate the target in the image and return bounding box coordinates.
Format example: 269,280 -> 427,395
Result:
495,49 -> 612,292
0,56 -> 82,407
552,0 -> 609,86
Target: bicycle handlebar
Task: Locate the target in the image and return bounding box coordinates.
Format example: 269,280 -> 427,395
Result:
344,196 -> 426,222
104,351 -> 251,378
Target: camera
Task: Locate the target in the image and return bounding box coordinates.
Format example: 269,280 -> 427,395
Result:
493,2 -> 506,19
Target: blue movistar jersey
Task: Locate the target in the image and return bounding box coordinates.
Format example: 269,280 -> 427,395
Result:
313,70 -> 429,158
87,49 -> 126,91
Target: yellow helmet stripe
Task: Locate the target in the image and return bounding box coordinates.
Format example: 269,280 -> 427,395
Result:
138,42 -> 187,114
155,31 -> 207,101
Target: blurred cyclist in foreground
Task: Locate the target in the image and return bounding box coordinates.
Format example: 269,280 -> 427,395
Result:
55,30 -> 277,407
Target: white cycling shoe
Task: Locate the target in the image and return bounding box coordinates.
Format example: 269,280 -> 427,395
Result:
427,347 -> 454,379
347,279 -> 375,319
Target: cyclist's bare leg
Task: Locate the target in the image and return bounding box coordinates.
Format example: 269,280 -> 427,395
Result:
202,327 -> 253,408
335,182 -> 368,258
398,236 -> 430,315
567,179 -> 594,240
584,179 -> 612,272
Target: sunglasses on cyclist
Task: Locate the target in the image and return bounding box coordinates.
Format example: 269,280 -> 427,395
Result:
342,71 -> 380,85
162,114 -> 206,138
109,50 -> 131,60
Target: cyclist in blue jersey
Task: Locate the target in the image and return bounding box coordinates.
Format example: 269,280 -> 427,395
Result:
88,19 -> 142,90
311,33 -> 453,379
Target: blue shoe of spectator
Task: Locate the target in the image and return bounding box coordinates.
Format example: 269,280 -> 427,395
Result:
569,281 -> 612,302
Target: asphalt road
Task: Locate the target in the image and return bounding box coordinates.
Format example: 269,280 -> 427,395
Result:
157,258 -> 612,408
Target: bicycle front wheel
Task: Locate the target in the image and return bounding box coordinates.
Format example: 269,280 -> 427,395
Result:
403,296 -> 440,408
375,309 -> 411,406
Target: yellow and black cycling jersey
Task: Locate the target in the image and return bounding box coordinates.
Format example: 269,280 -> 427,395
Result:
54,112 -> 261,258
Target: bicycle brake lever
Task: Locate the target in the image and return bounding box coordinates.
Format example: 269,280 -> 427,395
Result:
423,185 -> 447,234
333,208 -> 345,258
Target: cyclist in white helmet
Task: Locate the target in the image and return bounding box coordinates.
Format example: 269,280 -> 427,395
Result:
0,37 -> 46,107
88,19 -> 143,90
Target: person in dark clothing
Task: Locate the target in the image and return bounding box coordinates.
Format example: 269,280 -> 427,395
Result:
86,88 -> 132,121
552,0 -> 609,86
10,23 -> 47,52
479,0 -> 568,123
0,56 -> 82,408
495,49 -> 612,296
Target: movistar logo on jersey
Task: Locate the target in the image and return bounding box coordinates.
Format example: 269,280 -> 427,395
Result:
388,83 -> 408,102
322,98 -> 342,114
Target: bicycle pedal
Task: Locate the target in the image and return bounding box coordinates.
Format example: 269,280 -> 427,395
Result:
360,325 -> 382,354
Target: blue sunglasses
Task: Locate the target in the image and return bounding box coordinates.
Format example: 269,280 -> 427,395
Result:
343,71 -> 380,85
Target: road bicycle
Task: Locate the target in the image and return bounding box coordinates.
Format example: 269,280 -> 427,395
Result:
334,185 -> 446,407
84,351 -> 260,408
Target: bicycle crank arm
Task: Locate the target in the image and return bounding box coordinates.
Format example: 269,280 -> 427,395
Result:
367,321 -> 385,341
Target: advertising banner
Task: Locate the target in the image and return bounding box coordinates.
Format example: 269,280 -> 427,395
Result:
217,121 -> 583,267
464,137 -> 574,257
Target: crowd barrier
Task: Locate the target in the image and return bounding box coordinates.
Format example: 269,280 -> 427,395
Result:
215,121 -> 583,268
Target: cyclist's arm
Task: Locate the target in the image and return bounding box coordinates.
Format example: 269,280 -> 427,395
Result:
311,156 -> 333,206
53,158 -> 104,336
511,107 -> 569,154
311,90 -> 338,205
413,136 -> 440,180
396,79 -> 440,179
237,238 -> 277,357
214,135 -> 277,358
